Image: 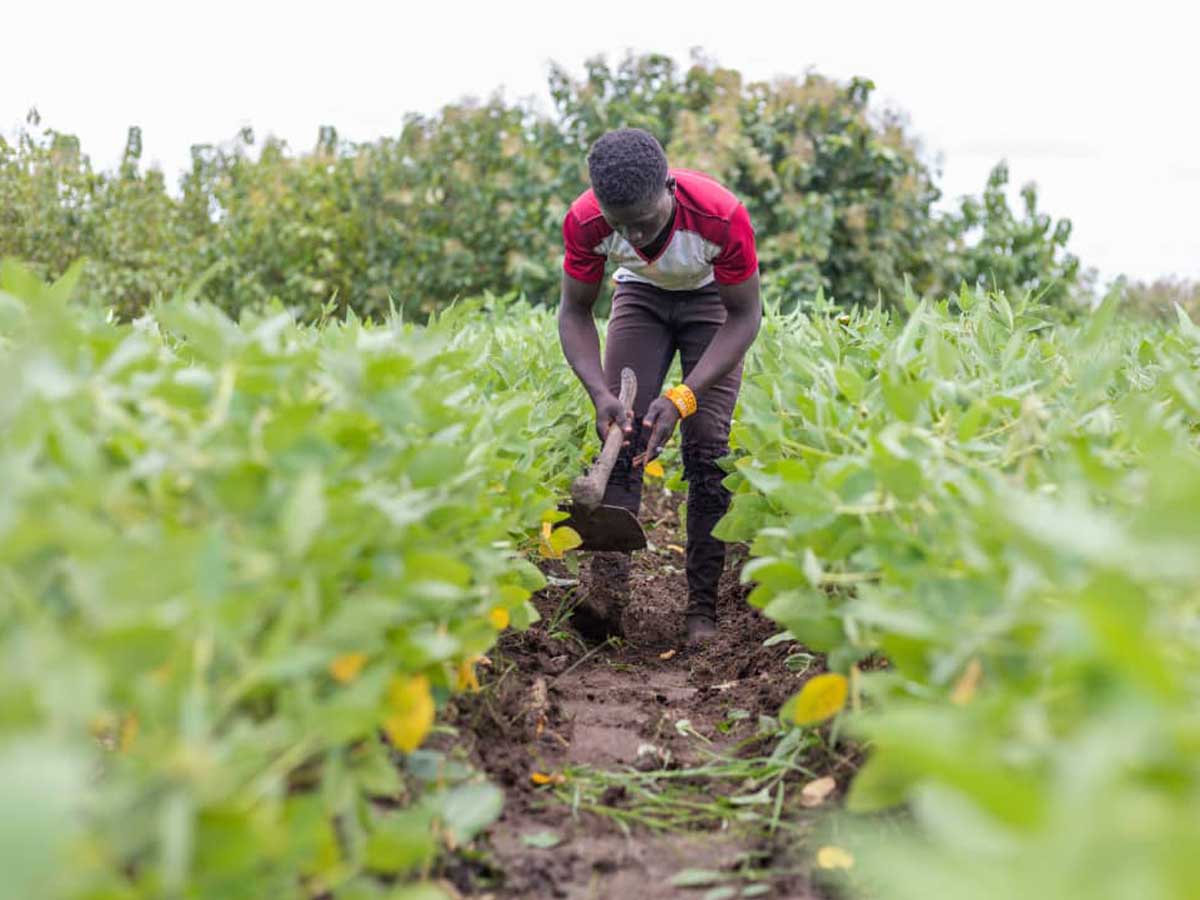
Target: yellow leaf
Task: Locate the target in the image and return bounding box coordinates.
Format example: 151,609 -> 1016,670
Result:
658,649 -> 677,661
800,776 -> 837,808
666,544 -> 685,554
788,673 -> 849,725
531,771 -> 566,786
538,520 -> 559,558
88,712 -> 115,740
456,657 -> 481,693
119,713 -> 139,752
816,846 -> 854,870
383,675 -> 435,752
540,524 -> 582,558
644,459 -> 665,478
329,652 -> 368,684
950,657 -> 983,705
550,525 -> 582,554
489,607 -> 510,630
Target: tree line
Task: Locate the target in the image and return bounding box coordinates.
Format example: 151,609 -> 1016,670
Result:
1,52 -> 1083,320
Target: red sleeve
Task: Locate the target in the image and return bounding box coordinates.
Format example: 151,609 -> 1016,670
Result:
712,203 -> 758,285
562,210 -> 606,283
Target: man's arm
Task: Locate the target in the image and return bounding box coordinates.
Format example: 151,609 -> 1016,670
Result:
558,273 -> 633,444
557,273 -> 606,402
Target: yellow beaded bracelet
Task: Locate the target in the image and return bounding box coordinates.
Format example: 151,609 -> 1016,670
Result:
665,384 -> 698,418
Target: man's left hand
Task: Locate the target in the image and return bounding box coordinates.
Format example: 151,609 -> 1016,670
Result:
633,396 -> 682,467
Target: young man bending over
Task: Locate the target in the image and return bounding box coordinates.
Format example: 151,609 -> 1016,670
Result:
557,127 -> 762,646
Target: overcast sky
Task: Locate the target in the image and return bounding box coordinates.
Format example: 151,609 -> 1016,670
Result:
5,0 -> 1197,285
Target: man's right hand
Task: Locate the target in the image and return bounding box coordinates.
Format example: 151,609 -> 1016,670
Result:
594,392 -> 633,446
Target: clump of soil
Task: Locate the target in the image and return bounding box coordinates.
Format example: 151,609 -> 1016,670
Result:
438,488 -> 841,899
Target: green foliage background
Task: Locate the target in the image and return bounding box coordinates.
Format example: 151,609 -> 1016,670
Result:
2,52 -> 1081,320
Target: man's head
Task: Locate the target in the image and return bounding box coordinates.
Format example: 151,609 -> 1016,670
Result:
587,128 -> 675,249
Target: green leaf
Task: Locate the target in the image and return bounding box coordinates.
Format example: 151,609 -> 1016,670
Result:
383,886 -> 453,900
364,815 -> 436,875
844,753 -> 912,813
0,741 -> 87,900
880,369 -> 930,423
835,365 -> 866,403
670,869 -> 726,888
712,495 -> 774,542
740,557 -> 807,593
956,401 -> 988,442
46,260 -> 85,306
520,830 -> 563,849
283,469 -> 326,557
435,782 -> 503,845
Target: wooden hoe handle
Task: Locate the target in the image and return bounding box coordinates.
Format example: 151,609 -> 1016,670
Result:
570,368 -> 637,513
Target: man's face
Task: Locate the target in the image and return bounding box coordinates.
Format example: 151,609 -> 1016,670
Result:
598,179 -> 675,250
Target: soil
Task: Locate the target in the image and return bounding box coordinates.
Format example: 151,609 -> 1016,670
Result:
436,488 -> 849,900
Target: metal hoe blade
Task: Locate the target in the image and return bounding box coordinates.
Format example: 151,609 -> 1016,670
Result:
559,503 -> 647,552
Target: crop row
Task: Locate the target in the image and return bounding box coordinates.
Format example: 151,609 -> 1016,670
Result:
0,264 -> 587,899
722,289 -> 1200,898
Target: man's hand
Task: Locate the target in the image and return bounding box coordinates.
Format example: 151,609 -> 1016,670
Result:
595,392 -> 633,446
633,396 -> 681,467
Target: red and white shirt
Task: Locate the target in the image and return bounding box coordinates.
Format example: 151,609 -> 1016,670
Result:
562,168 -> 758,292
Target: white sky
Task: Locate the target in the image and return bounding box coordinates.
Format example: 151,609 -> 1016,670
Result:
5,0 -> 1198,285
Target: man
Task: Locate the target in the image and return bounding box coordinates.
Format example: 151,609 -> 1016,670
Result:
557,127 -> 763,646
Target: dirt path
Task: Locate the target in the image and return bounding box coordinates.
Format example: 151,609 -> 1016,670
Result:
440,489 -> 847,899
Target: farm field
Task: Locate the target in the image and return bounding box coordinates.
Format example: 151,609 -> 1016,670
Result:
2,261 -> 1198,899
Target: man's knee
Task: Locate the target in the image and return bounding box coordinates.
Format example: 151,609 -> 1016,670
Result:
681,440 -> 732,512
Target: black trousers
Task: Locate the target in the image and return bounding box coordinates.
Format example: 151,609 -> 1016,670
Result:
599,279 -> 742,620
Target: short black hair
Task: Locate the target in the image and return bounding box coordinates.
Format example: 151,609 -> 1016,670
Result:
586,128 -> 669,209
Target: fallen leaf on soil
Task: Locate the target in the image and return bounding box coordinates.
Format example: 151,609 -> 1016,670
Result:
950,657 -> 983,705
520,830 -> 563,849
456,657 -> 481,693
659,649 -> 677,660
669,869 -> 725,888
787,672 -> 849,725
666,543 -> 685,554
816,845 -> 855,870
530,771 -> 566,786
800,776 -> 837,807
527,676 -> 549,739
329,652 -> 368,684
635,743 -> 672,771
